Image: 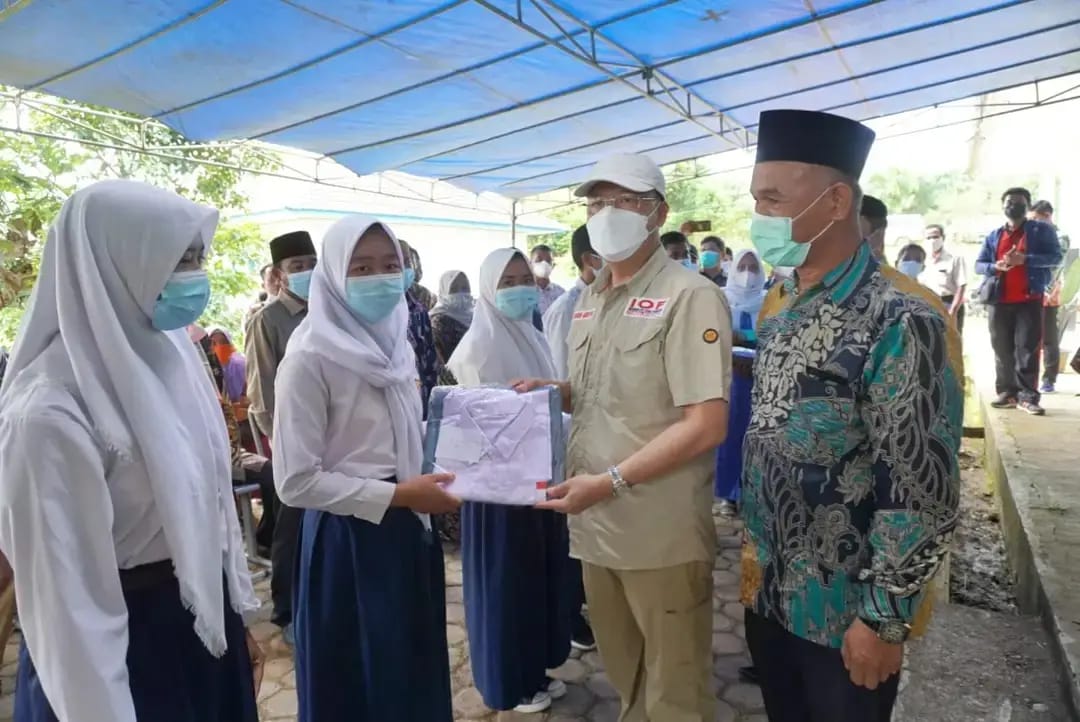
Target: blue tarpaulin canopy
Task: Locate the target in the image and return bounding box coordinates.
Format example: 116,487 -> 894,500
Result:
1,0 -> 1078,197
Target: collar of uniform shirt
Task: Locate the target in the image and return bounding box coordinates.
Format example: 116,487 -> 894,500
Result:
277,290 -> 307,316
781,241 -> 871,306
595,245 -> 669,295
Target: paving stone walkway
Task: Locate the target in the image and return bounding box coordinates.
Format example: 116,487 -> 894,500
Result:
0,512 -> 761,721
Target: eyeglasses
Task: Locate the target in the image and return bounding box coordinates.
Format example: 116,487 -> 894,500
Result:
585,194 -> 661,214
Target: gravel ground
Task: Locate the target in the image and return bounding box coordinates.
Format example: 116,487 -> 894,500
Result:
949,438 -> 1018,613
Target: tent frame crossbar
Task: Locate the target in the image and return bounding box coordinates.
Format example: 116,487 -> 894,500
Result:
475,0 -> 751,151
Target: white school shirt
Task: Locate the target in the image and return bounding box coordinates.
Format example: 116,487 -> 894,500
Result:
543,278 -> 586,381
0,345 -> 248,722
272,349 -> 401,520
922,250 -> 968,298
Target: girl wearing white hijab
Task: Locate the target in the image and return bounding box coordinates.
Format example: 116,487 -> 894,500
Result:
0,180 -> 261,722
723,248 -> 768,346
448,248 -> 573,714
273,215 -> 459,722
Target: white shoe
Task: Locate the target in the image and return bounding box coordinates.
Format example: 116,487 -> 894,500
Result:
547,678 -> 567,699
514,691 -> 552,713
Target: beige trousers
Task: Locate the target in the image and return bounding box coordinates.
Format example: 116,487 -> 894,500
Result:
0,553 -> 14,667
583,560 -> 714,722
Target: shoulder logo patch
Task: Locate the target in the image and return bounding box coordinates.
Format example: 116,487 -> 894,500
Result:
702,328 -> 720,344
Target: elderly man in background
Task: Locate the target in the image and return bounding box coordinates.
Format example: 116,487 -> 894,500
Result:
530,243 -> 566,316
245,229 -> 317,644
860,195 -> 888,262
741,109 -> 963,722
923,224 -> 968,335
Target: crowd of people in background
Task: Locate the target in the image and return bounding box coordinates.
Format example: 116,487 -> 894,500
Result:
0,105 -> 1072,722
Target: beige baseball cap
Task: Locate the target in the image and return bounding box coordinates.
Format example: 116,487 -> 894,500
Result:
574,153 -> 666,198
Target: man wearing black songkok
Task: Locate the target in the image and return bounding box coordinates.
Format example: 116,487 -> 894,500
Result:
860,195 -> 889,262
738,109 -> 963,721
245,229 -> 317,645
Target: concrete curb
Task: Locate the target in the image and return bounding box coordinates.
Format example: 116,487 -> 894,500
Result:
980,391 -> 1080,720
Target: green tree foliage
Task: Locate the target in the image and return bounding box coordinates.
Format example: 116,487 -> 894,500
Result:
202,223 -> 266,343
662,162 -> 753,251
0,91 -> 278,346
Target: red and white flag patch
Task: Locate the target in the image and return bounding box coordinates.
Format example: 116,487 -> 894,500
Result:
624,296 -> 669,319
572,309 -> 595,322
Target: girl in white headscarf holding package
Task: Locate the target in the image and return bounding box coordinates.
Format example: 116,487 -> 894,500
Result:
273,215 -> 460,722
448,248 -> 573,715
0,180 -> 262,722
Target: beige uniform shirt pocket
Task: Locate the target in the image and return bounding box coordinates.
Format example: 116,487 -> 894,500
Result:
567,321 -> 594,396
605,320 -> 668,419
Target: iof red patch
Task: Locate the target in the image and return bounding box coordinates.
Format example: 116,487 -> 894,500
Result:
702,328 -> 720,344
572,309 -> 595,321
624,296 -> 669,319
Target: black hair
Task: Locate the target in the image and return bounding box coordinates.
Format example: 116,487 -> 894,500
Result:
530,244 -> 553,256
660,231 -> 688,249
896,243 -> 926,265
861,195 -> 888,221
1031,199 -> 1054,215
701,235 -> 725,252
570,225 -> 595,271
1001,187 -> 1032,204
925,223 -> 945,237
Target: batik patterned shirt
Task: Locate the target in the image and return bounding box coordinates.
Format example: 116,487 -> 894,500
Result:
739,242 -> 963,649
406,290 -> 439,418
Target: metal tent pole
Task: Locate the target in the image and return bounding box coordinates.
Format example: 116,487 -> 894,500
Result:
511,200 -> 519,246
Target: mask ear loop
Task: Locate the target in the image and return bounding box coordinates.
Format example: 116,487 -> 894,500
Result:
791,183 -> 841,245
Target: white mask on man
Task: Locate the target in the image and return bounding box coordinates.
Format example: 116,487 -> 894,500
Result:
586,206 -> 660,263
532,260 -> 553,279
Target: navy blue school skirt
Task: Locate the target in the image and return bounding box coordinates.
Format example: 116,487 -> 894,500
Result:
715,356 -> 753,502
462,502 -> 572,710
15,563 -> 257,722
294,507 -> 453,722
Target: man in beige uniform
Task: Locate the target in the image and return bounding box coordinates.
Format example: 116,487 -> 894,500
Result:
519,153 -> 732,721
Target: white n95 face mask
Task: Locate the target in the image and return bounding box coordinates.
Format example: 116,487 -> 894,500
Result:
586,206 -> 659,263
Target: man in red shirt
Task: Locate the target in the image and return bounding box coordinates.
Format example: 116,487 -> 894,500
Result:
976,187 -> 1064,415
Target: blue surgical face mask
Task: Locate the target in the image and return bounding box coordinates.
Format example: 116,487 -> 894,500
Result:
700,250 -> 721,269
495,286 -> 539,320
750,186 -> 836,268
403,267 -> 417,289
681,258 -> 697,270
899,260 -> 924,279
346,273 -> 405,323
153,270 -> 210,331
287,269 -> 313,300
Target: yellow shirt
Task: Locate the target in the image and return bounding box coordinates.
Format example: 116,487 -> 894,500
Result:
567,246 -> 733,570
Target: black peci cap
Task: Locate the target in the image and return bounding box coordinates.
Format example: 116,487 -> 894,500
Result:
269,230 -> 316,265
755,109 -> 876,180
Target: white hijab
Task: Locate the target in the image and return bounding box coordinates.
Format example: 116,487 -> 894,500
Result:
448,248 -> 556,385
723,248 -> 767,327
285,215 -> 425,509
0,179 -> 256,656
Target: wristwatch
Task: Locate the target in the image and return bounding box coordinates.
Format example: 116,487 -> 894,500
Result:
860,617 -> 911,644
607,466 -> 629,497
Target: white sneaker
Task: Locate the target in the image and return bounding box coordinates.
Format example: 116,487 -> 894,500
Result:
514,691 -> 552,713
547,678 -> 567,699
